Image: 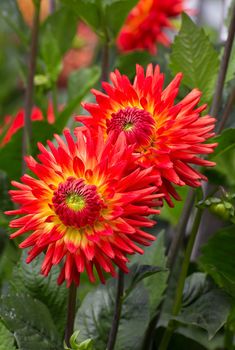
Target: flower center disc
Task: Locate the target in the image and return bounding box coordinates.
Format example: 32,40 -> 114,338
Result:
52,177 -> 102,228
107,106 -> 155,146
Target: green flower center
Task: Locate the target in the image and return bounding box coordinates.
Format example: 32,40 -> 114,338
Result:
66,193 -> 86,211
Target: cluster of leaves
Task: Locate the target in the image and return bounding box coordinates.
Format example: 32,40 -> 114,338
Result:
0,0 -> 235,350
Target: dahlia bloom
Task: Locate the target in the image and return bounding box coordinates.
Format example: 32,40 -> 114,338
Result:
0,104 -> 55,147
77,64 -> 217,206
117,0 -> 184,53
6,128 -> 162,286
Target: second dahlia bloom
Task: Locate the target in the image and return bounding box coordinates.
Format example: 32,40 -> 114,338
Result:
6,128 -> 162,286
117,0 -> 184,53
77,64 -> 217,206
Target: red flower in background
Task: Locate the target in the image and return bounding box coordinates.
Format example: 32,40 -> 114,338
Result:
6,128 -> 162,287
117,0 -> 184,53
0,104 -> 55,147
77,64 -> 217,206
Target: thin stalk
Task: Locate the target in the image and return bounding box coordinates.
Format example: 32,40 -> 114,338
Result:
101,39 -> 110,85
218,85 -> 235,133
167,188 -> 196,269
210,2 -> 235,118
52,83 -> 59,119
65,283 -> 78,347
106,269 -> 125,350
49,0 -> 56,13
158,209 -> 203,350
22,0 -> 40,174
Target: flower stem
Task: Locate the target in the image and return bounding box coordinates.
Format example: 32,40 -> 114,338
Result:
65,283 -> 78,347
101,37 -> 110,85
106,269 -> 125,350
52,83 -> 59,119
210,2 -> 235,118
218,85 -> 235,133
158,208 -> 203,350
167,188 -> 196,269
22,0 -> 40,174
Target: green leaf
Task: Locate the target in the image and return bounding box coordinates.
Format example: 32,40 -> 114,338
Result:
175,273 -> 232,340
12,251 -> 67,334
199,225 -> 235,297
132,230 -> 169,317
40,30 -> 62,83
0,294 -> 62,350
61,0 -> 138,40
124,264 -> 167,299
56,66 -> 101,130
41,7 -> 77,56
0,321 -> 16,350
75,277 -> 149,350
170,13 -> 219,104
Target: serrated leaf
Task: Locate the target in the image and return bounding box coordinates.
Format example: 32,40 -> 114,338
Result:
75,277 -> 149,350
0,293 -> 62,350
175,273 -> 232,340
199,225 -> 235,297
170,13 -> 219,104
12,251 -> 67,334
0,321 -> 16,350
56,66 -> 101,130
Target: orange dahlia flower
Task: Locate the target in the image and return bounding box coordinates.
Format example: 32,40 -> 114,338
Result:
117,0 -> 184,53
6,128 -> 162,286
0,104 -> 55,147
77,64 -> 217,206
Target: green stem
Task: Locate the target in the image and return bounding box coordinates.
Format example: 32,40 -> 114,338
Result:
22,0 -> 40,174
65,283 -> 78,347
52,83 -> 59,119
101,36 -> 110,85
158,208 -> 203,350
106,269 -> 125,350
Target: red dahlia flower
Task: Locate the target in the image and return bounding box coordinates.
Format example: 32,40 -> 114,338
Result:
6,128 -> 162,286
117,0 -> 184,53
0,104 -> 55,147
77,64 -> 217,206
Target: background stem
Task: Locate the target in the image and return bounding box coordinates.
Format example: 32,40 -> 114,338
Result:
101,39 -> 110,85
106,269 -> 124,350
210,3 -> 235,118
22,0 -> 40,174
65,283 -> 78,347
